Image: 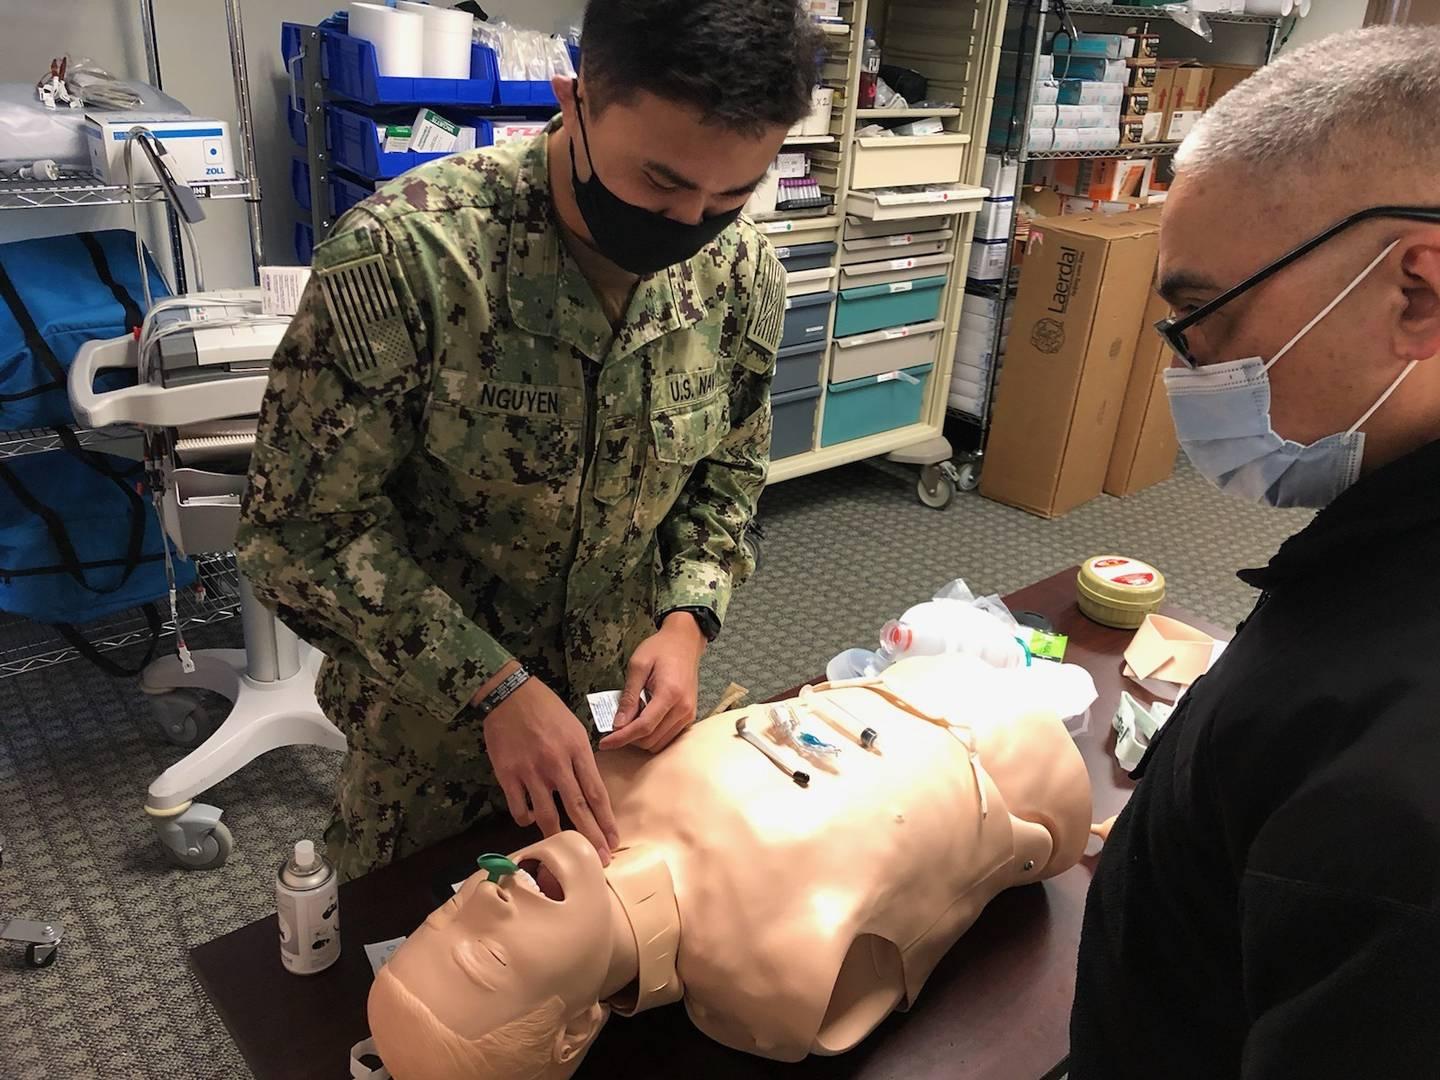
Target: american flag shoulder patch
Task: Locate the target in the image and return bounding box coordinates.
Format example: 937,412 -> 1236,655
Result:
745,253 -> 786,357
317,253 -> 416,384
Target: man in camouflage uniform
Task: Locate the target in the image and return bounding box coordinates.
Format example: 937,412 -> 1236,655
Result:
236,0 -> 822,879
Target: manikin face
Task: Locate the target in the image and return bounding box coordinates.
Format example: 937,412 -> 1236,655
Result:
382,831 -> 614,1040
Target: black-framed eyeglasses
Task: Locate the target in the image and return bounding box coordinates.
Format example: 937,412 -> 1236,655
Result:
1156,205 -> 1440,369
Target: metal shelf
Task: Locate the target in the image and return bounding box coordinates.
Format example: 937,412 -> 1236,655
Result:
1024,142 -> 1180,160
0,552 -> 242,679
0,174 -> 255,212
783,135 -> 838,146
0,426 -> 143,461
1014,0 -> 1282,25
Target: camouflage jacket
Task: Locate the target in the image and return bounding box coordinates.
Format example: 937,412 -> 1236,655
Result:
236,125 -> 782,742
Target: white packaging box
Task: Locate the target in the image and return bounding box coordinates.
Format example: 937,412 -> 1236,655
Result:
789,86 -> 835,138
1050,126 -> 1121,152
1030,104 -> 1060,128
1027,127 -> 1055,152
85,112 -> 235,184
981,153 -> 1020,197
491,121 -> 548,145
967,237 -> 1009,282
1037,54 -> 1054,80
1060,80 -> 1126,106
1033,81 -> 1060,105
1054,104 -> 1121,129
973,197 -> 1015,242
949,389 -> 985,416
803,0 -> 841,15
775,152 -> 809,179
1166,109 -> 1204,141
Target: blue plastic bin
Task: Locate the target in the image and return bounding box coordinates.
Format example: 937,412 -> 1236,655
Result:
771,385 -> 821,459
821,363 -> 933,447
288,98 -> 308,149
773,240 -> 837,274
291,157 -> 311,213
282,21 -> 499,107
331,172 -> 377,216
295,221 -> 314,265
780,291 -> 835,349
328,104 -> 499,180
834,275 -> 947,337
773,342 -> 825,395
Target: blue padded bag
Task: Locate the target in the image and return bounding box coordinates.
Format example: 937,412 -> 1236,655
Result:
0,230 -> 170,431
0,429 -> 195,675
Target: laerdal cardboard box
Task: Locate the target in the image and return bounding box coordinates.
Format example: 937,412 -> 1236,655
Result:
980,212 -> 1160,518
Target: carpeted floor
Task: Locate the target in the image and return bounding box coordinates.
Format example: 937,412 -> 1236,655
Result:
0,458 -> 1312,1080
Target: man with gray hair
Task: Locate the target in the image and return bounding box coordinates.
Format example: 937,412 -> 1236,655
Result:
1070,26 -> 1440,1077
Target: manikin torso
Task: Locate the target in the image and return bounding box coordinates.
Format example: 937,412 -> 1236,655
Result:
601,665 -> 1092,1060
367,657 -> 1093,1077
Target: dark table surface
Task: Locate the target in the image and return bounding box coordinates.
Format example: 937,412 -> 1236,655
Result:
192,567 -> 1225,1080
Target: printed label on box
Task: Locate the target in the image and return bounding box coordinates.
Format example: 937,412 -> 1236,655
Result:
888,282 -> 914,294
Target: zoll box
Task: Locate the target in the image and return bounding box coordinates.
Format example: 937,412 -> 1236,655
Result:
85,112 -> 235,184
980,212 -> 1160,518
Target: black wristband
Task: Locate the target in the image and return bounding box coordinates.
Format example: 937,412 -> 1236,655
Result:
472,666 -> 530,721
662,607 -> 721,643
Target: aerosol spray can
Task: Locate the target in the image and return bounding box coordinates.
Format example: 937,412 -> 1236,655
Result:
277,839 -> 340,975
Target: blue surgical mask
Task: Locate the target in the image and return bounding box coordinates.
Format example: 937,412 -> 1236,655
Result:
1164,239 -> 1417,509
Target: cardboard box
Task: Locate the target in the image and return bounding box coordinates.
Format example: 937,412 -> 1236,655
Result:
1123,89 -> 1152,116
1206,62 -> 1258,104
1049,157 -> 1153,201
1106,291 -> 1180,496
1127,63 -> 1158,89
1120,116 -> 1147,145
1141,67 -> 1176,141
86,112 -> 235,184
979,213 -> 1161,518
1170,64 -> 1213,112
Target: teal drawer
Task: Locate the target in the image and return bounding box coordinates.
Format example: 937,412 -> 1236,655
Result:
772,384 -> 821,459
834,275 -> 946,337
820,363 -> 933,447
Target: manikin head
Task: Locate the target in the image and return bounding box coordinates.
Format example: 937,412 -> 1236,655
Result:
368,832 -> 613,1080
1159,27 -> 1440,495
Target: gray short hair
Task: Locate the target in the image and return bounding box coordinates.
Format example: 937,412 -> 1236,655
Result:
1177,26 -> 1440,180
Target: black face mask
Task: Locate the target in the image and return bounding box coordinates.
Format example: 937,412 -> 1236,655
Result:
569,84 -> 743,277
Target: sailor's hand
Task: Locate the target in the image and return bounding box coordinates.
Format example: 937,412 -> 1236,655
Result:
601,613 -> 706,753
483,674 -> 618,864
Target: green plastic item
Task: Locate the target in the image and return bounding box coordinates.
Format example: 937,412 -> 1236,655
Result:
1026,629 -> 1069,663
475,853 -> 521,881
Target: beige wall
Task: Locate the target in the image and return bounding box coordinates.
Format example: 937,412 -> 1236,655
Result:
1,0 -> 585,288
1284,0 -> 1370,50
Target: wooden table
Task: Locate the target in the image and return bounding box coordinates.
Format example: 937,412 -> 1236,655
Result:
192,568 -> 1221,1080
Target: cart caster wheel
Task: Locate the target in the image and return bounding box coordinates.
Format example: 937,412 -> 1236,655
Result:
955,461 -> 980,493
917,473 -> 955,510
148,688 -> 227,749
161,819 -> 234,871
26,943 -> 57,969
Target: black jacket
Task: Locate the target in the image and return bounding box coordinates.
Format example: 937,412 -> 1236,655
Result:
1071,440 -> 1440,1079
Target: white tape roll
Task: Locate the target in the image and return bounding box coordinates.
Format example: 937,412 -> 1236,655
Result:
349,2 -> 425,78
1243,0 -> 1286,14
396,1 -> 475,78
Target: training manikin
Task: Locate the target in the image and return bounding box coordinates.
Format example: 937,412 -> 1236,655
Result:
366,655 -> 1094,1079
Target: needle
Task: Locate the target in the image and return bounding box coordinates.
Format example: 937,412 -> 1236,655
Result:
735,716 -> 810,787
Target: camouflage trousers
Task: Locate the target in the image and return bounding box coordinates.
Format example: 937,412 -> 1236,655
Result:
323,742 -> 504,882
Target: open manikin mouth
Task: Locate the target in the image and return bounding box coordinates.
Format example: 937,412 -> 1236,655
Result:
517,858 -> 565,901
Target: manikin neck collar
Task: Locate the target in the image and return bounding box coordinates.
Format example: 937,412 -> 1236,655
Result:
604,845 -> 683,1016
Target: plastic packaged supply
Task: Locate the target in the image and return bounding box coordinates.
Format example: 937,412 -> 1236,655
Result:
859,27 -> 882,108
877,599 -> 1028,669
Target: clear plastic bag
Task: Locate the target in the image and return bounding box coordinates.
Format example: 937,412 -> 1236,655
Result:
65,58 -> 143,110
